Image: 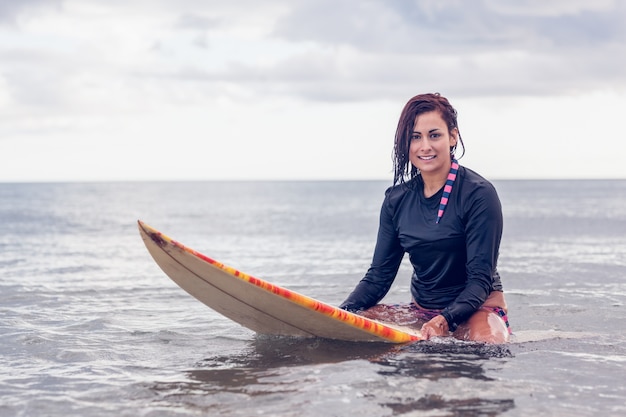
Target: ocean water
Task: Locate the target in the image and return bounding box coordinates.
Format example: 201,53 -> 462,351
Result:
1,180 -> 625,417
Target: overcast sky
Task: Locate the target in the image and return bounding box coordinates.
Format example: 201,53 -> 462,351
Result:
1,0 -> 625,181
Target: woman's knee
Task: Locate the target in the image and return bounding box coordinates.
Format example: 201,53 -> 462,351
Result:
455,310 -> 510,344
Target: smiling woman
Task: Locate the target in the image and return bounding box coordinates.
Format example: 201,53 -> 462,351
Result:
340,93 -> 511,343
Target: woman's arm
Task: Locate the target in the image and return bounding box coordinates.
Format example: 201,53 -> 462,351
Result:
440,182 -> 503,329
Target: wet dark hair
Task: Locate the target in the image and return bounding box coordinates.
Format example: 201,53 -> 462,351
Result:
393,93 -> 465,186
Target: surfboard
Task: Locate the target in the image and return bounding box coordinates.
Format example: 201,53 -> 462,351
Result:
138,220 -> 421,343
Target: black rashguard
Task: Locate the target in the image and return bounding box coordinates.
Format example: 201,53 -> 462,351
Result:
339,166 -> 504,330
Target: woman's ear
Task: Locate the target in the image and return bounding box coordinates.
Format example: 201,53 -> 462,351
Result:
450,128 -> 459,147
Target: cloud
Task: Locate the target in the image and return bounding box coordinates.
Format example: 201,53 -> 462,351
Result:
267,0 -> 626,98
274,0 -> 624,52
110,0 -> 626,105
1,0 -> 625,139
1,2 -> 626,181
0,0 -> 62,24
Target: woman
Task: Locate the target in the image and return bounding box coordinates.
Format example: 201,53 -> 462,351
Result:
339,93 -> 511,344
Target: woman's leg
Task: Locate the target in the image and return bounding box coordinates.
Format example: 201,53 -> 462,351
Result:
454,308 -> 510,343
454,292 -> 510,343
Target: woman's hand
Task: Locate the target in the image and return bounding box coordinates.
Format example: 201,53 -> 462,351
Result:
421,314 -> 450,340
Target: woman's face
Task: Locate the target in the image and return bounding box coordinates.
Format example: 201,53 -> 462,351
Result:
409,111 -> 458,177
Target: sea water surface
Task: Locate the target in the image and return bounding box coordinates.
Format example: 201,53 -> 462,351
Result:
1,180 -> 625,416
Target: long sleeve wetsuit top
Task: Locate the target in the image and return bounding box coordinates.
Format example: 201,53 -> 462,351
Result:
339,165 -> 504,329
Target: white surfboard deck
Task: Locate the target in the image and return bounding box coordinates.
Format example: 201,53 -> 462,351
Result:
138,221 -> 422,344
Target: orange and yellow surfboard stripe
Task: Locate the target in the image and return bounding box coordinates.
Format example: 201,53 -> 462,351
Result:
139,221 -> 421,343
